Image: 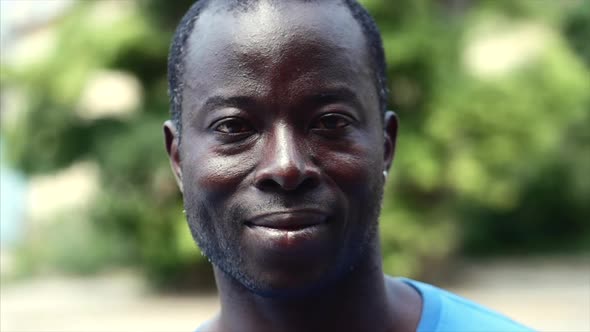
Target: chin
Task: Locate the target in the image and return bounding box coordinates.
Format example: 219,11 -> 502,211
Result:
227,236 -> 376,299
236,264 -> 346,299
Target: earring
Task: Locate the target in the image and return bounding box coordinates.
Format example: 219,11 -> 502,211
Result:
383,171 -> 388,180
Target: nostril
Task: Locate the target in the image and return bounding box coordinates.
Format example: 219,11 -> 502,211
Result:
256,178 -> 283,191
299,177 -> 319,191
254,169 -> 320,192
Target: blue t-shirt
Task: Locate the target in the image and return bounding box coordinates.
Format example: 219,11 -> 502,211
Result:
402,278 -> 533,332
196,278 -> 534,331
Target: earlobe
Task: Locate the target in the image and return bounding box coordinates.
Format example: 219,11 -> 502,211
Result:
383,110 -> 398,172
163,120 -> 184,193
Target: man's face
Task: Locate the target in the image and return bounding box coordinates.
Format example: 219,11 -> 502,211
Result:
166,0 -> 395,296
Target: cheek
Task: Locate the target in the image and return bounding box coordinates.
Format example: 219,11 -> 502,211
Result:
318,139 -> 383,192
181,144 -> 257,195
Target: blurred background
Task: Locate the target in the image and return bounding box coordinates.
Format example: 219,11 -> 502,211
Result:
0,0 -> 589,331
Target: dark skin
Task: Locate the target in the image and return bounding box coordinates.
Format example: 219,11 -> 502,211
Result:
164,1 -> 421,331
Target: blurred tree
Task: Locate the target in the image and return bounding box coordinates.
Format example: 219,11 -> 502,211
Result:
563,1 -> 590,67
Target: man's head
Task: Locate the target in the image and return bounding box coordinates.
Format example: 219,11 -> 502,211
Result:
164,0 -> 397,297
167,0 -> 389,140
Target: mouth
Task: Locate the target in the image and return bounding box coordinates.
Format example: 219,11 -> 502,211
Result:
245,210 -> 328,231
243,209 -> 334,253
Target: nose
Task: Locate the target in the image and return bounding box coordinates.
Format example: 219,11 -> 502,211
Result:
254,125 -> 320,192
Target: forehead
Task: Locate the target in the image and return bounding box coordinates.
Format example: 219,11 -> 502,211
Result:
182,0 -> 376,114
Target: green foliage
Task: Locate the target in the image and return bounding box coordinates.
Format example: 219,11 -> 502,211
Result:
371,0 -> 590,274
5,0 -> 589,287
563,1 -> 590,67
13,211 -> 128,276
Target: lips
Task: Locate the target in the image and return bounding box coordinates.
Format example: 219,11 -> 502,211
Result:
245,210 -> 328,231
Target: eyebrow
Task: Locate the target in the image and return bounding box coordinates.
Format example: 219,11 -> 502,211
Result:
302,87 -> 365,111
199,95 -> 260,114
198,87 -> 365,114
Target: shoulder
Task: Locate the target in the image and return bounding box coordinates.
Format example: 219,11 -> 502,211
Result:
194,317 -> 218,332
400,278 -> 535,332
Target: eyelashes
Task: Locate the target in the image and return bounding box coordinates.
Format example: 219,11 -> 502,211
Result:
311,113 -> 354,130
212,117 -> 255,134
209,112 -> 357,142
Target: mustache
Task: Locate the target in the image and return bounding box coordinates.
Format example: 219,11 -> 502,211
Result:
229,192 -> 334,221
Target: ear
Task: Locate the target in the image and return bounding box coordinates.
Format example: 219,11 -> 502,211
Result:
383,111 -> 398,172
164,120 -> 183,193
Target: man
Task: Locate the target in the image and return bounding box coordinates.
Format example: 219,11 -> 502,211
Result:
163,0 -> 532,331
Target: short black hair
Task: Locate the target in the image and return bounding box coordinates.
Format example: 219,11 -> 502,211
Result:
167,0 -> 388,138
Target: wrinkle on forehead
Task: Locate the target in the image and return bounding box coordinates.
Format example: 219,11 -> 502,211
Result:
185,0 -> 365,75
181,0 -> 375,116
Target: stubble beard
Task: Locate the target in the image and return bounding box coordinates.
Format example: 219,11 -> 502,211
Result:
182,178 -> 385,298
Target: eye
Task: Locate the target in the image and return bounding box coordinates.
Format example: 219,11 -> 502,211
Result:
212,117 -> 254,134
312,113 -> 353,130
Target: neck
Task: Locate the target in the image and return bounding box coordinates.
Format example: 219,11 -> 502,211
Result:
212,244 -> 410,332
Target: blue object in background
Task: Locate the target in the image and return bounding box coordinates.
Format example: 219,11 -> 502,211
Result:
0,138 -> 27,248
